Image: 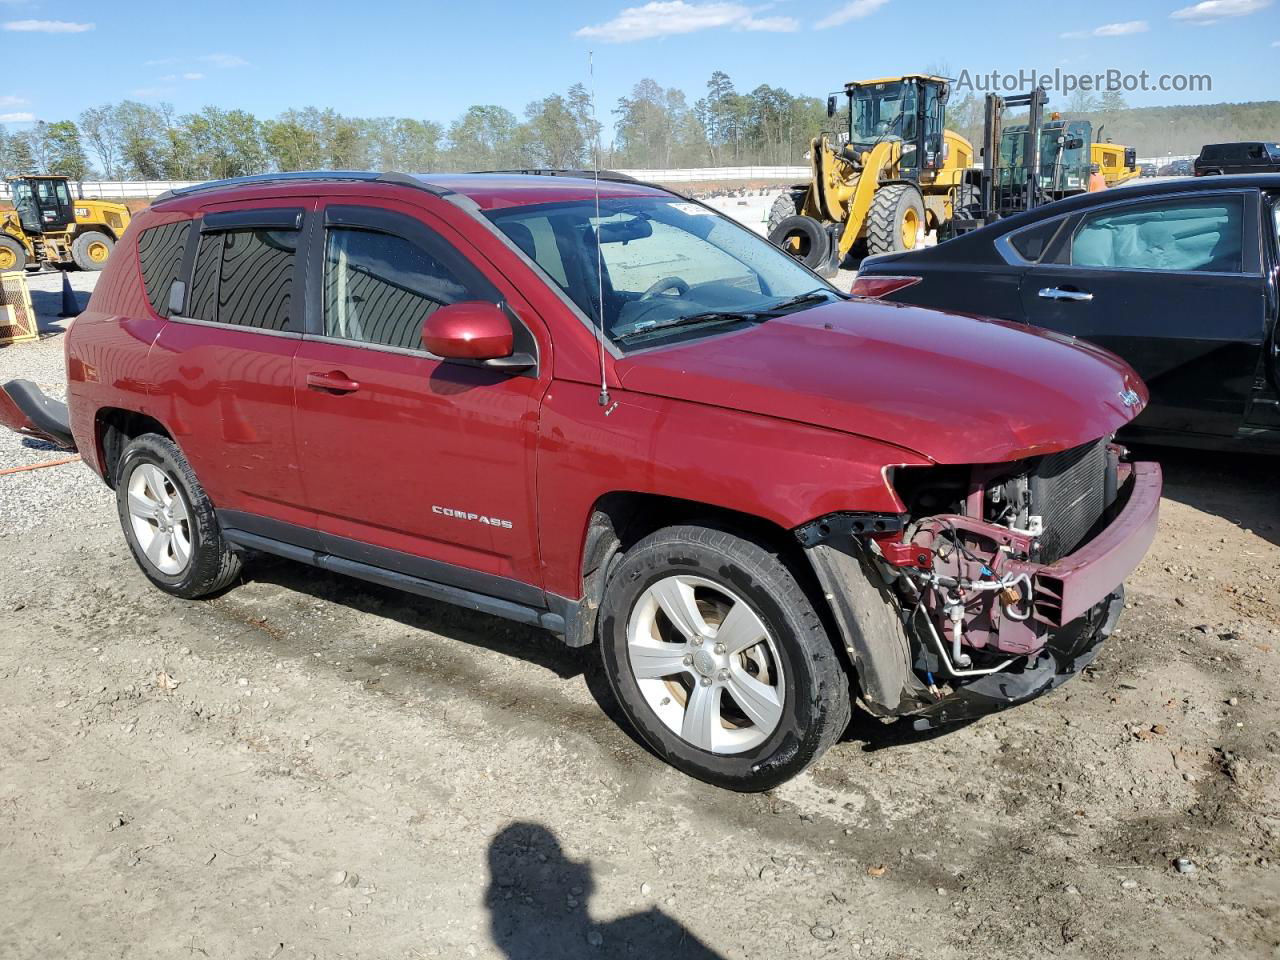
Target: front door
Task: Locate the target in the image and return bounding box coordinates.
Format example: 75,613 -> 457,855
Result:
291,198 -> 547,599
1019,190 -> 1268,441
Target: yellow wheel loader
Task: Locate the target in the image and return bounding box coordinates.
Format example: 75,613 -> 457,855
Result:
767,75 -> 975,273
0,175 -> 131,273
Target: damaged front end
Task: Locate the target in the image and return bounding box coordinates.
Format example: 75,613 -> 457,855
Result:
799,437 -> 1161,730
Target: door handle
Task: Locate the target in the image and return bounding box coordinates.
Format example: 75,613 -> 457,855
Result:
1038,287 -> 1094,302
306,371 -> 361,394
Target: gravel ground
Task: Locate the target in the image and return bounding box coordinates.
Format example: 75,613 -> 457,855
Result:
0,271 -> 106,538
2,260 -> 1278,960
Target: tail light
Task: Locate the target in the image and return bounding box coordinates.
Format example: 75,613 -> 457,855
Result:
850,275 -> 922,299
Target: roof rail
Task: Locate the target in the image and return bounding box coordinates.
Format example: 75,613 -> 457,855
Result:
471,168 -> 640,183
151,170 -> 447,205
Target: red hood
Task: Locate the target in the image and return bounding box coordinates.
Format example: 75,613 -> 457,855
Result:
615,299 -> 1147,465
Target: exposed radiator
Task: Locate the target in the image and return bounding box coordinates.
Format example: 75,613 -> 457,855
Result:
1029,438 -> 1109,564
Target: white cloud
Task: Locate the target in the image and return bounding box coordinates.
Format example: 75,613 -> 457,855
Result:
182,71 -> 204,80
0,111 -> 35,122
3,18 -> 93,32
145,53 -> 247,68
1061,19 -> 1149,38
575,1 -> 797,42
815,0 -> 889,30
0,94 -> 25,107
157,72 -> 205,83
1271,37 -> 1280,44
1170,0 -> 1272,24
198,52 -> 247,68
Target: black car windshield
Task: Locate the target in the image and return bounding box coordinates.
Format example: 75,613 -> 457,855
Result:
486,196 -> 837,349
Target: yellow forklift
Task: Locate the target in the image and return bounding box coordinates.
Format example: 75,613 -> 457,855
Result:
1,175 -> 131,272
767,74 -> 976,272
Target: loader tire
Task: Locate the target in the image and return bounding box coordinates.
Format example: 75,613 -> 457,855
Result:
72,231 -> 114,271
766,188 -> 806,234
865,183 -> 925,256
768,215 -> 829,271
0,236 -> 26,273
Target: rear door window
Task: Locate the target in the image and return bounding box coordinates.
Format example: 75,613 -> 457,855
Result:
186,225 -> 299,331
137,220 -> 191,317
1070,195 -> 1245,274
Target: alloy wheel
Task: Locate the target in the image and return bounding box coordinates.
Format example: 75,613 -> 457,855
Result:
127,462 -> 193,576
626,575 -> 785,755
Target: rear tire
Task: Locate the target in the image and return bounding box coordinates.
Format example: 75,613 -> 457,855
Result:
0,236 -> 26,273
766,189 -> 806,234
598,525 -> 851,791
768,214 -> 830,271
866,183 -> 925,256
115,434 -> 241,599
71,231 -> 113,271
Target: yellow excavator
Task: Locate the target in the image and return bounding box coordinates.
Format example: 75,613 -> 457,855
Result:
1,175 -> 131,272
767,74 -> 976,272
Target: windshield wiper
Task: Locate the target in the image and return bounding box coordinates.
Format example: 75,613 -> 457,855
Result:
763,289 -> 845,314
613,310 -> 761,342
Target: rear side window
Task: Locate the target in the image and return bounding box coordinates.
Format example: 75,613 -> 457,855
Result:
1070,196 -> 1244,274
137,220 -> 190,317
1007,218 -> 1063,262
323,227 -> 491,351
187,228 -> 298,331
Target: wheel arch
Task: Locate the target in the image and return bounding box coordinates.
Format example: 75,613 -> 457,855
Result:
95,407 -> 174,488
556,490 -> 838,655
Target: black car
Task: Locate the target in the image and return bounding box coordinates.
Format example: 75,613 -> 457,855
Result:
1195,142 -> 1280,177
853,174 -> 1280,452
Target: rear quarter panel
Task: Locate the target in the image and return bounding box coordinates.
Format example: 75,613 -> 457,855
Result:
66,209 -> 179,478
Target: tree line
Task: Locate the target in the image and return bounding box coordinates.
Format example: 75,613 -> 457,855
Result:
0,71 -> 827,181
1,71 -> 1276,181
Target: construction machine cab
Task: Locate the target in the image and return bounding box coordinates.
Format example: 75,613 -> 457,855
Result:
832,75 -> 951,177
9,176 -> 76,235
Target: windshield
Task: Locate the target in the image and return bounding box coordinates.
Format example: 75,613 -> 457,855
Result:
11,180 -> 33,212
486,196 -> 836,350
850,81 -> 915,144
999,123 -> 1088,190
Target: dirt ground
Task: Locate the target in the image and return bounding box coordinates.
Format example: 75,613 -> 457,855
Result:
1,273 -> 1278,960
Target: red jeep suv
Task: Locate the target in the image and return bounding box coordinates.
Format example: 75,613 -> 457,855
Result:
1,171 -> 1161,790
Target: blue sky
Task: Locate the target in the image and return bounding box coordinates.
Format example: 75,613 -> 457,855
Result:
0,0 -> 1276,132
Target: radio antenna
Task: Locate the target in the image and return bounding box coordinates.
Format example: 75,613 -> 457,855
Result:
589,50 -> 611,409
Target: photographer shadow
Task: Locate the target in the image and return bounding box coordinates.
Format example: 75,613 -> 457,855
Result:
485,822 -> 725,959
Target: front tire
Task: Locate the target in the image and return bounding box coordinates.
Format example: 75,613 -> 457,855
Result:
115,434 -> 241,598
598,525 -> 851,791
72,231 -> 114,271
0,236 -> 26,272
866,183 -> 926,255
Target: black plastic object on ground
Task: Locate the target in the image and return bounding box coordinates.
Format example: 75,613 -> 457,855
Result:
58,271 -> 79,318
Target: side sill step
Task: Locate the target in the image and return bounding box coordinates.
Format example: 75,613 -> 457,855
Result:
221,528 -> 566,634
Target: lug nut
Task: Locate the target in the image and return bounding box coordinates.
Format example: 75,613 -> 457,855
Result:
682,654 -> 693,666
691,636 -> 703,647
699,676 -> 712,687
713,643 -> 725,655
716,668 -> 730,682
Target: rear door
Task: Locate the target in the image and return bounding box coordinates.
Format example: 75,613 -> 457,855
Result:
1017,189 -> 1268,440
290,196 -> 548,597
149,200 -> 315,530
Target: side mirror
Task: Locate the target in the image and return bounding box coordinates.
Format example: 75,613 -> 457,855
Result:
421,301 -> 536,372
826,95 -> 837,118
422,301 -> 514,361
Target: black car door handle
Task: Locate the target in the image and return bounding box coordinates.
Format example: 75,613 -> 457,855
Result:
1038,287 -> 1094,302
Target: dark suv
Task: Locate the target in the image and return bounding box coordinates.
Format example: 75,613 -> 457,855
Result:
1195,141 -> 1280,176
0,171 -> 1160,790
